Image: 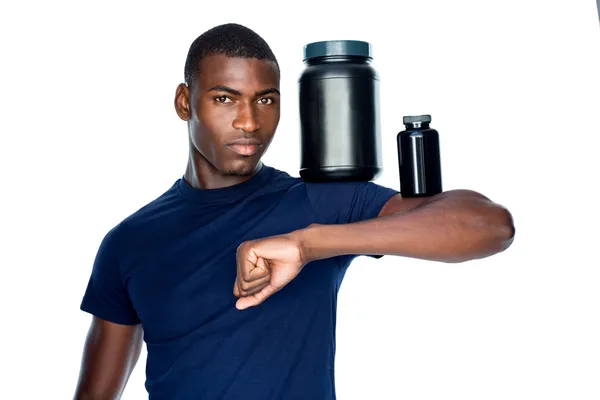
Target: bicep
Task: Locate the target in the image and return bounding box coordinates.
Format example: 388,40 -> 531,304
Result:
74,317 -> 143,400
377,189 -> 494,217
377,194 -> 429,217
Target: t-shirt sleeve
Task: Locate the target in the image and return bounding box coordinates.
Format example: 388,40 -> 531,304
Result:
305,180 -> 399,258
306,181 -> 399,225
80,224 -> 141,325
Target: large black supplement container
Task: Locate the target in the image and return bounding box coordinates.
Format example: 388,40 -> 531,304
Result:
298,40 -> 383,182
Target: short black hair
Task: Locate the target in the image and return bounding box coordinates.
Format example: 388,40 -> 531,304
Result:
184,23 -> 279,87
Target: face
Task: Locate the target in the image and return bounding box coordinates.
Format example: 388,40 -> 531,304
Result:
175,55 -> 280,177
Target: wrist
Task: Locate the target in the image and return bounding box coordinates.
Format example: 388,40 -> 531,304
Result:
291,223 -> 326,264
291,217 -> 398,262
292,223 -> 354,264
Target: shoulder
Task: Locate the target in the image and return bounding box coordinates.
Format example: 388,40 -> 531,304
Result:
300,179 -> 399,225
265,166 -> 392,195
253,165 -> 306,198
304,179 -> 378,194
125,179 -> 181,222
303,179 -> 398,202
264,165 -> 304,187
99,180 -> 182,250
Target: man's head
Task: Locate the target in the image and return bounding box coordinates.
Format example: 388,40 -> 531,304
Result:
175,23 -> 281,177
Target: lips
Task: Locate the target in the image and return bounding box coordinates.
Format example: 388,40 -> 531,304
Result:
227,138 -> 263,157
228,144 -> 261,156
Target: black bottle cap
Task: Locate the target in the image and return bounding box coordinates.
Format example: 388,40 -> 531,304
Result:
403,115 -> 432,125
303,40 -> 372,61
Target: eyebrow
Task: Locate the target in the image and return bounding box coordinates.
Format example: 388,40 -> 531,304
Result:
207,85 -> 280,97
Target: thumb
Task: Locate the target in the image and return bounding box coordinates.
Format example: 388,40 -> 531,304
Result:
235,283 -> 278,310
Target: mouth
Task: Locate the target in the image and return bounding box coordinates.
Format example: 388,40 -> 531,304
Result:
227,144 -> 262,156
227,138 -> 263,157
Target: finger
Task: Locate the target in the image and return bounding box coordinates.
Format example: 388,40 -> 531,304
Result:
242,256 -> 270,283
235,269 -> 269,297
233,277 -> 240,297
237,244 -> 259,282
239,282 -> 269,298
238,273 -> 271,296
236,283 -> 278,310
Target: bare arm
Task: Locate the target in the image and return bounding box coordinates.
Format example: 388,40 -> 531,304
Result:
233,189 -> 516,309
73,317 -> 143,400
296,189 -> 515,264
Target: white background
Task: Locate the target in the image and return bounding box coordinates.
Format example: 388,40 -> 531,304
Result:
1,0 -> 599,399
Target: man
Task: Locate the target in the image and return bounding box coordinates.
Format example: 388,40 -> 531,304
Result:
74,23 -> 515,400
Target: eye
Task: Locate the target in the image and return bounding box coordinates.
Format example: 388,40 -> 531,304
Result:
257,97 -> 275,105
214,96 -> 233,104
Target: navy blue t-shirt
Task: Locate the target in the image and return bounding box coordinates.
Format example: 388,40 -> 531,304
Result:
80,164 -> 398,399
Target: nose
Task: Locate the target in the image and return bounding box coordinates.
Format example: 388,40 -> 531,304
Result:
232,102 -> 260,133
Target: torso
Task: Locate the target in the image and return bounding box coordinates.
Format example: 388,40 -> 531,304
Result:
117,166 -> 351,399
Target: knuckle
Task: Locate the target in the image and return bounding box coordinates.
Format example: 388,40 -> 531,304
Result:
242,267 -> 253,281
237,240 -> 253,254
245,286 -> 260,296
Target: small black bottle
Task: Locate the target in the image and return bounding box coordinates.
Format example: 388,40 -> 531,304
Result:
397,114 -> 443,197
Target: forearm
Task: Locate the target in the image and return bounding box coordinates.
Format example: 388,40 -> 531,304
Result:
295,190 -> 515,264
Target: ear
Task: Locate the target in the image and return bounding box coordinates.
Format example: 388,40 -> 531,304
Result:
174,83 -> 191,121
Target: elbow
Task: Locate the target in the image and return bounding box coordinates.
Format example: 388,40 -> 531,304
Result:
455,203 -> 515,264
74,393 -> 99,400
496,206 -> 516,250
455,192 -> 516,255
74,391 -> 121,400
483,204 -> 515,255
74,382 -> 124,400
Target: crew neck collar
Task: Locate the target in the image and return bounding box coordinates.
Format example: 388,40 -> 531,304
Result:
176,163 -> 275,204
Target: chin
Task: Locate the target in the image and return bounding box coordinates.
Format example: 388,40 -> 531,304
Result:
221,159 -> 260,177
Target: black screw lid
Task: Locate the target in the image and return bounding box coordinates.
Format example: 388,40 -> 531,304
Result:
403,114 -> 432,125
303,40 -> 372,61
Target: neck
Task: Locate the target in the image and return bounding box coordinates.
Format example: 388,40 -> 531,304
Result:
183,149 -> 261,190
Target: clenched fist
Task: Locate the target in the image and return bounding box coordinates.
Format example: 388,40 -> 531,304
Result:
234,233 -> 307,310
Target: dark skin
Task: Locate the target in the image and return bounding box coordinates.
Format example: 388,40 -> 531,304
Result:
73,318 -> 143,399
73,55 -> 282,400
175,54 -> 281,189
234,189 -> 515,309
74,54 -> 515,397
